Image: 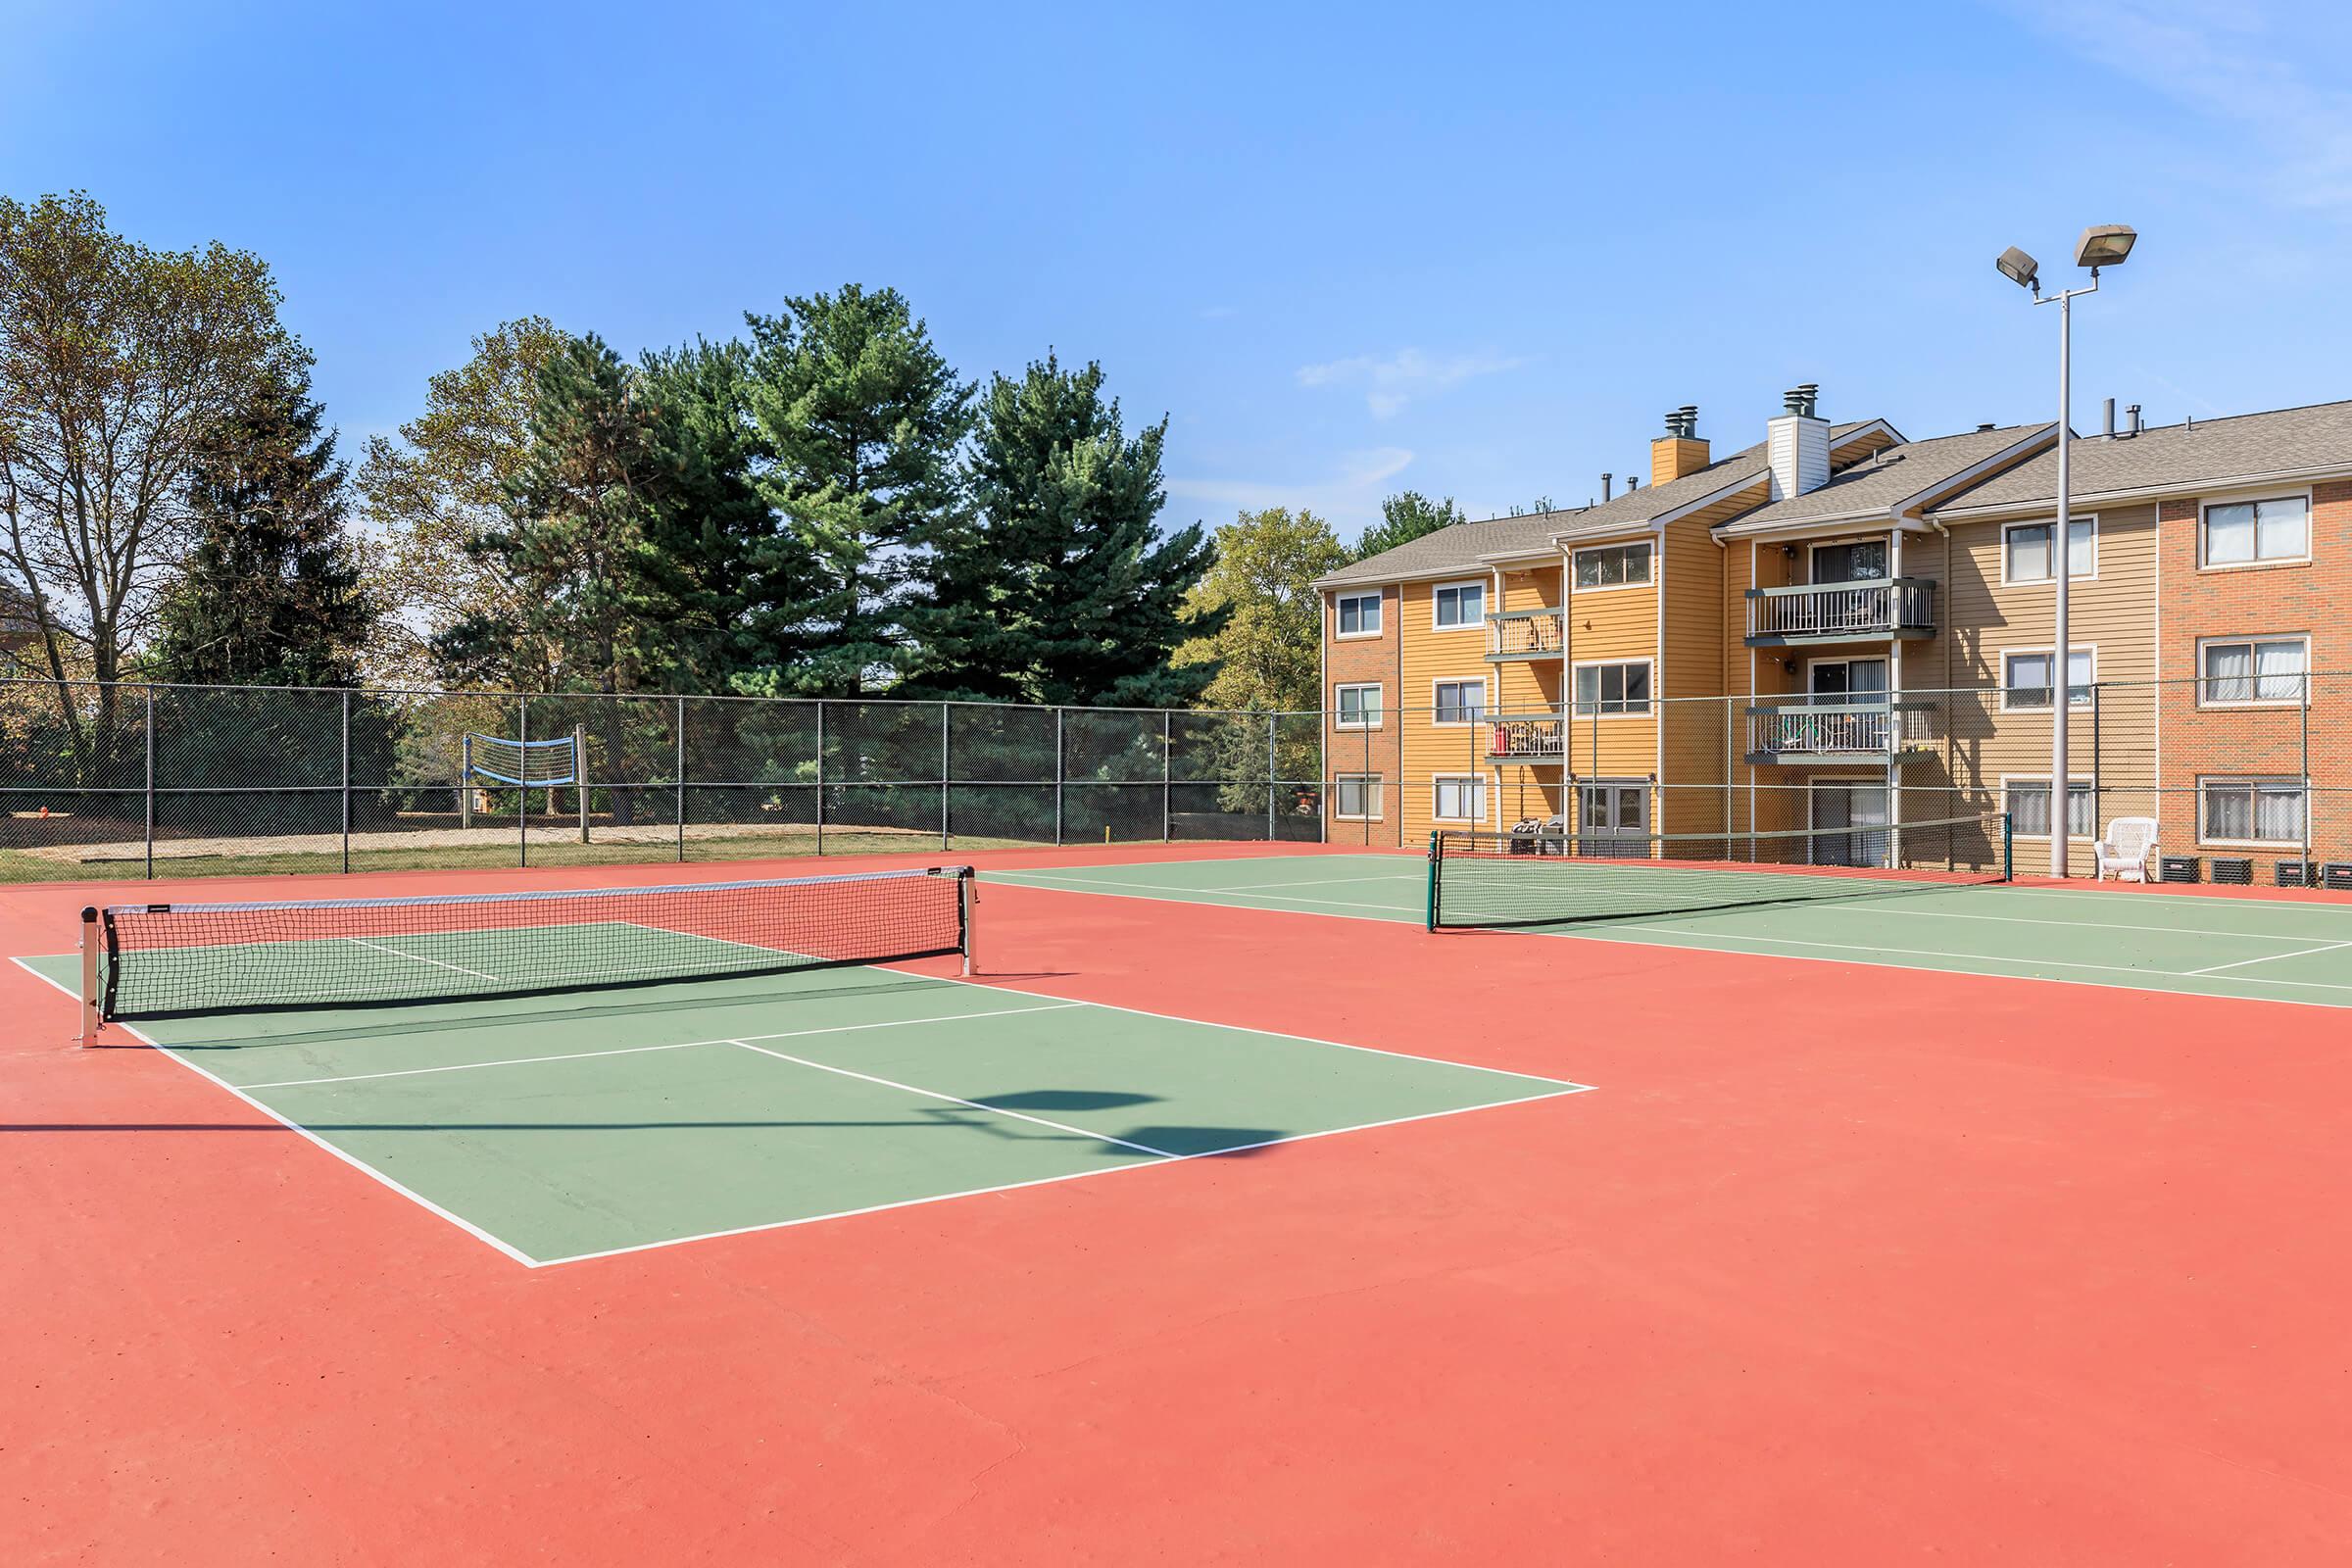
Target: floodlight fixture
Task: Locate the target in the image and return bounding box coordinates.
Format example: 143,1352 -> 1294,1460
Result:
1995,246 -> 2040,292
2074,224 -> 2136,270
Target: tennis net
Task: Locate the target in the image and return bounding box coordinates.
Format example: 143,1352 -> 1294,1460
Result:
1427,813 -> 2010,930
84,864 -> 974,1024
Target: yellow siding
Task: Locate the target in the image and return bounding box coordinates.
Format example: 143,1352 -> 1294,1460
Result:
1398,576 -> 1500,838
1660,523 -> 1729,834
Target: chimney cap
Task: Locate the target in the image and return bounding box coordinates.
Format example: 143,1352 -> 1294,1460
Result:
1782,384 -> 1821,418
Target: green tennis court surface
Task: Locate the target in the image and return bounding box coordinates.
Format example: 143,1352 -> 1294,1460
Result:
986,855 -> 2352,1007
16,944 -> 1584,1266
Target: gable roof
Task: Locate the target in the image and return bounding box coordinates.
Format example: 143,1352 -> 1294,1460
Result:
1930,398 -> 2352,517
1312,421 -> 1883,588
1715,422 -> 2055,535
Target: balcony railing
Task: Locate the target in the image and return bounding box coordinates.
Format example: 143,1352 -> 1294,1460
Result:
1744,697 -> 1936,761
1487,713 -> 1564,760
1488,607 -> 1565,661
1744,578 -> 1935,644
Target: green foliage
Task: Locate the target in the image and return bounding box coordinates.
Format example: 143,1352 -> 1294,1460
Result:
147,366 -> 376,687
904,354 -> 1219,708
1176,507 -> 1347,713
356,318 -> 571,687
741,284 -> 972,695
1354,489 -> 1465,561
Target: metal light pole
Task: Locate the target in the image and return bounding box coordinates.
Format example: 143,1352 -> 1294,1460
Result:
1997,225 -> 2136,877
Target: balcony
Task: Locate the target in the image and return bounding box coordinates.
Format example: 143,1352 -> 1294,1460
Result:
1744,578 -> 1935,646
1486,713 -> 1564,761
1488,607 -> 1564,662
1743,697 -> 1938,764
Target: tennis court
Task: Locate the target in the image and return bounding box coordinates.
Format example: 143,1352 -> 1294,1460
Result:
987,845 -> 2352,1007
13,866 -> 1583,1265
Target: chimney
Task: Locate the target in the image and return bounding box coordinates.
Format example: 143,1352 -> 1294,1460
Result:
2102,397 -> 2116,439
1649,405 -> 1710,487
1601,472 -> 1613,501
1766,384 -> 1830,500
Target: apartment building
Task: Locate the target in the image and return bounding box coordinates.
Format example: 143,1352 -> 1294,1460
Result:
1316,391 -> 2352,880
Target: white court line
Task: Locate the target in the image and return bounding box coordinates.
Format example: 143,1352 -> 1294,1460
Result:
237,1001 -> 1086,1090
1762,898 -> 2352,945
533,1085 -> 1583,1268
725,1038 -> 1181,1158
2187,941 -> 2352,976
347,935 -> 503,982
7,956 -> 541,1268
1218,872 -> 1426,892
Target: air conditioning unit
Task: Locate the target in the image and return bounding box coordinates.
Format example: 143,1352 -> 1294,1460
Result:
2210,857 -> 2253,886
2323,862 -> 2352,892
2158,855 -> 2201,884
2277,859 -> 2317,888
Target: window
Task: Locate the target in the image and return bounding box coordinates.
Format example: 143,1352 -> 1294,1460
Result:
2001,647 -> 2094,709
1432,679 -> 1486,725
1432,774 -> 1486,822
1811,539 -> 1889,583
2002,516 -> 2096,583
1573,542 -> 1652,589
1573,660 -> 1652,716
1432,579 -> 1485,629
1334,683 -> 1382,729
2200,778 -> 2306,845
2202,496 -> 2310,566
2004,778 -> 2094,839
1333,774 -> 1383,820
1335,591 -> 1382,638
2198,637 -> 2308,705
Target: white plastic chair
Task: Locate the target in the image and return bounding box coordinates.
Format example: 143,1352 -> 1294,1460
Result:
2095,817 -> 2159,883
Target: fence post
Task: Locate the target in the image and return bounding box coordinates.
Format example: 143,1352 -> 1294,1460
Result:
576,722 -> 590,844
517,695 -> 528,868
143,686 -> 155,883
2302,672 -> 2313,871
940,702 -> 952,852
675,696 -> 686,863
1161,710 -> 1172,843
460,731 -> 472,829
2090,683 -> 2102,834
1267,712 -> 1278,844
341,689 -> 353,874
814,700 -> 826,858
1054,708 -> 1065,847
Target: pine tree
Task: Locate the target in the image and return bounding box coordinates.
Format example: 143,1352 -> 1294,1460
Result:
905,355 -> 1221,708
148,367 -> 375,687
741,285 -> 971,695
1354,490 -> 1464,561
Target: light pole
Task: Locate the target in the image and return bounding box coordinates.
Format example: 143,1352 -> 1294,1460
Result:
1996,224 -> 2136,877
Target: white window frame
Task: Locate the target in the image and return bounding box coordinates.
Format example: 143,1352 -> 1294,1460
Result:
2196,776 -> 2308,848
1334,682 -> 1382,730
1334,590 -> 1383,640
1997,645 -> 2097,711
2195,635 -> 2310,708
2000,774 -> 2096,842
2198,491 -> 2313,571
1431,578 -> 1486,632
1571,540 -> 1653,592
1998,514 -> 2098,585
1430,676 -> 1488,727
1332,773 -> 1384,822
1808,535 -> 1891,585
1571,658 -> 1654,718
1431,773 -> 1487,824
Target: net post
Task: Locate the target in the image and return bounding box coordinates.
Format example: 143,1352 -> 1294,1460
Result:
1424,831 -> 1441,932
78,906 -> 101,1047
577,723 -> 590,844
2001,810 -> 2014,882
959,868 -> 976,976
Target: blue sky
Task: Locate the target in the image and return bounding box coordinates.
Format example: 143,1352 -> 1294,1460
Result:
10,0 -> 2350,537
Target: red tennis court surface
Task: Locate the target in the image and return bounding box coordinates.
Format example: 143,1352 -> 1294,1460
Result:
8,842 -> 2352,1563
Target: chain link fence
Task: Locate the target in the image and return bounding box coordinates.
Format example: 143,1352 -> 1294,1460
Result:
0,679 -> 1330,882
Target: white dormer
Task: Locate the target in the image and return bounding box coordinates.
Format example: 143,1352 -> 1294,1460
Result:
1767,383 -> 1830,500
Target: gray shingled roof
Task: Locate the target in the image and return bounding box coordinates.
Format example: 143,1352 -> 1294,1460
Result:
1315,421 -> 1874,587
1932,399 -> 2352,515
1719,422 -> 2052,533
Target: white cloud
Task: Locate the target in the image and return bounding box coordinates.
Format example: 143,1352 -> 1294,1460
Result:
1295,348 -> 1529,418
2003,0 -> 2352,211
1166,447 -> 1416,527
